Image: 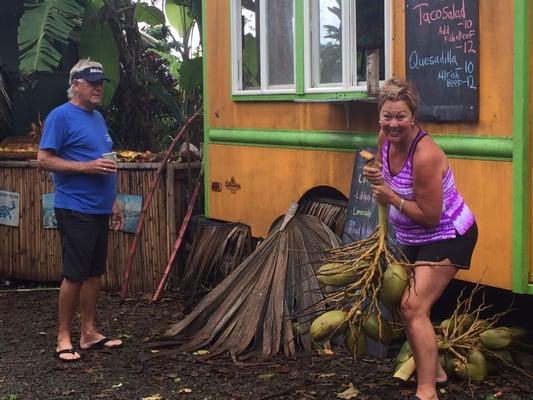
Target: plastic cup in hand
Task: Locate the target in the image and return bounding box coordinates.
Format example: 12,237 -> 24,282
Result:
101,152 -> 118,161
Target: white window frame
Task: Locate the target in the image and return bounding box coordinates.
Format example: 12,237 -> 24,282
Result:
231,0 -> 297,95
230,0 -> 392,96
304,0 -> 392,93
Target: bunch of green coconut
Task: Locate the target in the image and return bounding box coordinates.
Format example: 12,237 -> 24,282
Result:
394,286 -> 532,384
307,151 -> 411,359
309,261 -> 408,359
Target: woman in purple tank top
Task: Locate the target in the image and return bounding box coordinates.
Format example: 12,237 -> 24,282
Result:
363,79 -> 477,400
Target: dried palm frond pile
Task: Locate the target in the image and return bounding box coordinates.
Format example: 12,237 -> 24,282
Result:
180,218 -> 255,295
149,204 -> 340,359
394,285 -> 532,384
307,151 -> 410,360
298,197 -> 347,238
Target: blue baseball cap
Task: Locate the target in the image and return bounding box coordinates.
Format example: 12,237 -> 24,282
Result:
70,66 -> 110,83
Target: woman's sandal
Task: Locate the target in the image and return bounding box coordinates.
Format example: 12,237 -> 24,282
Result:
436,379 -> 448,388
405,377 -> 448,388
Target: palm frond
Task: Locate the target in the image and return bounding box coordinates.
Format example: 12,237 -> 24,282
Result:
0,70 -> 13,132
18,0 -> 85,74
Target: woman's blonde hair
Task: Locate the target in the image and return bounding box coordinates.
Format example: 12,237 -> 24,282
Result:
378,78 -> 420,116
67,59 -> 103,99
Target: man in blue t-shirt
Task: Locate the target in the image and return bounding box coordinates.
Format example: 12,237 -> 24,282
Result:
38,59 -> 124,362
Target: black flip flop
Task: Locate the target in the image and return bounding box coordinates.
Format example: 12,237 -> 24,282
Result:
55,348 -> 81,363
81,337 -> 123,351
404,378 -> 448,388
436,379 -> 448,388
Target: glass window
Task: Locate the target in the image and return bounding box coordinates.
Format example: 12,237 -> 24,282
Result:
356,0 -> 385,82
234,0 -> 295,92
241,2 -> 261,90
231,0 -> 390,96
267,1 -> 294,87
306,0 -> 386,91
312,0 -> 343,86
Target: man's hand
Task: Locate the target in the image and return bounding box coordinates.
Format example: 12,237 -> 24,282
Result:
38,150 -> 117,175
111,200 -> 124,231
85,158 -> 117,175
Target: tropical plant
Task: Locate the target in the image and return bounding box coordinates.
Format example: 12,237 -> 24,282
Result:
18,0 -> 85,75
323,0 -> 341,44
17,0 -> 203,151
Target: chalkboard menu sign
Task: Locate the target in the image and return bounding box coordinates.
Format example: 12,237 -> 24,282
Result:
342,149 -> 397,358
405,0 -> 479,122
342,149 -> 396,246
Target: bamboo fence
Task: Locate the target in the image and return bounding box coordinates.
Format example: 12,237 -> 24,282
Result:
0,160 -> 200,292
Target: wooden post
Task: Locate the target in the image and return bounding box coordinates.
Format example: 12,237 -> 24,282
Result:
150,167 -> 203,303
120,107 -> 202,301
366,49 -> 380,98
166,162 -> 176,255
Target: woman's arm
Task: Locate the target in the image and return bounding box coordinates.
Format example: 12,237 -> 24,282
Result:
370,139 -> 446,227
407,141 -> 447,227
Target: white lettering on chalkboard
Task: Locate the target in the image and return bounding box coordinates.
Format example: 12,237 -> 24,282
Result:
409,49 -> 458,70
405,0 -> 479,121
412,0 -> 466,25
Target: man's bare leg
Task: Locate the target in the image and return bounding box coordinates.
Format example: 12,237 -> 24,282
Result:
79,276 -> 121,349
57,277 -> 82,361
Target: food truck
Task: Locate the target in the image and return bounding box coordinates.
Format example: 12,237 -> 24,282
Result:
201,0 -> 532,295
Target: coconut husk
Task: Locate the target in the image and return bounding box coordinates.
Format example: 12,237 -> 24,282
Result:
149,204 -> 339,359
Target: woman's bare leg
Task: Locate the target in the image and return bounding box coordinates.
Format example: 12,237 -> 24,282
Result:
400,261 -> 457,400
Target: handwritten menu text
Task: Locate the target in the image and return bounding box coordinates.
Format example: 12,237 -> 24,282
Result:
405,0 -> 479,121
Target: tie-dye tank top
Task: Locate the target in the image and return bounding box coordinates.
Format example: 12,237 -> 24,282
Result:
381,129 -> 475,245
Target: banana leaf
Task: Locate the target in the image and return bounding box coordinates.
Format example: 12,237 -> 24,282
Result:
149,49 -> 181,81
78,0 -> 119,106
179,57 -> 202,95
165,0 -> 193,38
18,0 -> 85,74
147,80 -> 182,120
134,3 -> 165,26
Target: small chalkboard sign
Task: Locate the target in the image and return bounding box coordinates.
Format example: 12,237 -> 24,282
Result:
342,149 -> 396,246
342,149 -> 397,359
405,0 -> 479,122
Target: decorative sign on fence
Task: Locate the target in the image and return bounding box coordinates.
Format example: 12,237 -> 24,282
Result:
0,190 -> 20,227
405,0 -> 479,121
42,192 -> 142,233
115,193 -> 142,233
42,192 -> 57,229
